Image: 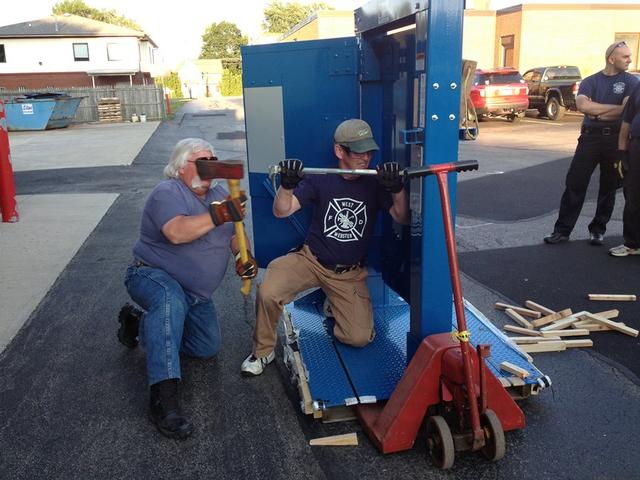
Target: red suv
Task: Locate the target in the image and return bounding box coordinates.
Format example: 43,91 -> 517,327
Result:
470,68 -> 529,121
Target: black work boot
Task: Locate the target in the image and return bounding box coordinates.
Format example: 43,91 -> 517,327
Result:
149,379 -> 193,440
117,303 -> 142,348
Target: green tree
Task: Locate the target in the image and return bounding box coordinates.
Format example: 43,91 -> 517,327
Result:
220,68 -> 243,96
156,72 -> 183,98
52,0 -> 142,31
199,21 -> 248,59
262,1 -> 332,34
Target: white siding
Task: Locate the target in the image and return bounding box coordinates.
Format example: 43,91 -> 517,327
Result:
0,36 -> 145,73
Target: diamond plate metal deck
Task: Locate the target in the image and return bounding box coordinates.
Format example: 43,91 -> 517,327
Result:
288,289 -> 546,408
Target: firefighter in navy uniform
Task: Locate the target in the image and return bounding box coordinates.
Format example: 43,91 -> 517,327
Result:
544,42 -> 639,246
240,119 -> 410,376
610,82 -> 640,257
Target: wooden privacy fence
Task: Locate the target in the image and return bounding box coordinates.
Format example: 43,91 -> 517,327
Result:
0,85 -> 167,124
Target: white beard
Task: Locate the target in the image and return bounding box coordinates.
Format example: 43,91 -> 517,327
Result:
191,174 -> 205,190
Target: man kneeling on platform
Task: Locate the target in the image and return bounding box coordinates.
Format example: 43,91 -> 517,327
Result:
241,119 -> 410,376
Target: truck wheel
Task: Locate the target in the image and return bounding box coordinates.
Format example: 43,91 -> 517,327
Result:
545,97 -> 566,121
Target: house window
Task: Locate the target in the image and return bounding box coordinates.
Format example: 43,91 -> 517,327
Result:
107,43 -> 122,61
73,43 -> 89,61
615,33 -> 639,71
0,45 -> 5,63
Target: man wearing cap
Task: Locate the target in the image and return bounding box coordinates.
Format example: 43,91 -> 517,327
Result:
544,41 -> 639,246
241,119 -> 409,376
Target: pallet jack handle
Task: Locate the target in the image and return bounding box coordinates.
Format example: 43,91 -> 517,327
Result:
422,159 -> 484,449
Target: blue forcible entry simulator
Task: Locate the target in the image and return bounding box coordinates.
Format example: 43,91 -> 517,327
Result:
242,0 -> 548,467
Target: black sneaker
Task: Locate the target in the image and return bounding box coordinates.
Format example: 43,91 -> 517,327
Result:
149,379 -> 193,440
117,303 -> 142,348
543,232 -> 569,244
589,232 -> 604,246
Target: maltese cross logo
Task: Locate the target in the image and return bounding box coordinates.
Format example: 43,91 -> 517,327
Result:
323,198 -> 367,242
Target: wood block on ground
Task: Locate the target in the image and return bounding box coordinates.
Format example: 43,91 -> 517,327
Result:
532,308 -> 574,328
574,323 -> 613,332
587,294 -> 636,302
524,300 -> 556,316
583,313 -> 640,337
540,311 -> 588,332
505,308 -> 534,329
541,329 -> 590,337
563,339 -> 594,348
310,433 -> 358,446
504,325 -> 542,336
520,341 -> 567,353
592,309 -> 619,319
509,336 -> 561,344
500,361 -> 530,378
494,303 -> 541,318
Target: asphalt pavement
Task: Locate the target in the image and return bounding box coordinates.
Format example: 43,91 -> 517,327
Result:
1,101 -> 639,479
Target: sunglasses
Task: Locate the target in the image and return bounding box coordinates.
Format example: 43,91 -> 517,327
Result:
607,41 -> 627,57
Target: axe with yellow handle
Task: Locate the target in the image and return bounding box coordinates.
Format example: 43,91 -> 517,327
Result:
196,158 -> 251,296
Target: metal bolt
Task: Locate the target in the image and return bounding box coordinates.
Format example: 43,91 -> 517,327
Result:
450,82 -> 457,90
431,114 -> 439,121
449,114 -> 456,121
432,83 -> 439,90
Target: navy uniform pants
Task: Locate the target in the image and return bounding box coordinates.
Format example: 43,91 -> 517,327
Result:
553,131 -> 621,236
622,138 -> 640,249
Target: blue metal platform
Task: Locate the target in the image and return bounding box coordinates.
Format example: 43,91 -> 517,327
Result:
286,288 -> 548,411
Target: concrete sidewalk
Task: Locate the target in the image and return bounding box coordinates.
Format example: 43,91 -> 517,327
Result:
0,121 -> 159,352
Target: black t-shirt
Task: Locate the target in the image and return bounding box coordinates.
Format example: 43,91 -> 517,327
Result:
579,71 -> 639,127
293,174 -> 392,265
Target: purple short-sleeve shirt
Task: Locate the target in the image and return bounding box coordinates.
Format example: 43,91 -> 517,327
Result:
133,179 -> 234,299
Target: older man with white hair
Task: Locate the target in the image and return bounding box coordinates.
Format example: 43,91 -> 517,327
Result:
118,138 -> 257,439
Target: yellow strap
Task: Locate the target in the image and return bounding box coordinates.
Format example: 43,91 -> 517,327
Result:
452,330 -> 470,343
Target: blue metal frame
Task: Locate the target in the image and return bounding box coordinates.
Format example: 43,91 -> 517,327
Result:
243,0 -> 466,362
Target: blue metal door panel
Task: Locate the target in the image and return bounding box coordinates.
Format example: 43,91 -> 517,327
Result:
242,38 -> 361,266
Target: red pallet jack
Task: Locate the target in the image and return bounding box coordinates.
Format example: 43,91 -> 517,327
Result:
357,160 -> 525,469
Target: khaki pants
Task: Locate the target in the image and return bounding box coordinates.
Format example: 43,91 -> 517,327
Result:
253,245 -> 374,358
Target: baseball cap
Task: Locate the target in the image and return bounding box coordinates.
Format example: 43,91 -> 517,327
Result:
334,119 -> 379,153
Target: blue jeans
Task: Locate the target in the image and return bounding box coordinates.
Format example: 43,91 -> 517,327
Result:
124,264 -> 222,386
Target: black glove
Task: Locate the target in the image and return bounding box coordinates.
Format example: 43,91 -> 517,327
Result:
614,149 -> 629,180
209,193 -> 247,226
279,159 -> 304,190
235,251 -> 258,279
376,162 -> 404,193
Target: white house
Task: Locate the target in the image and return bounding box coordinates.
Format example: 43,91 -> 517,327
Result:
0,14 -> 158,89
178,59 -> 223,99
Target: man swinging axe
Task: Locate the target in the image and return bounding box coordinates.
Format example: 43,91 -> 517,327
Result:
118,138 -> 257,440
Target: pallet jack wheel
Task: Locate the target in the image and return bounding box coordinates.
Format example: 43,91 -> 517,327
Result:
480,409 -> 505,461
426,415 -> 455,469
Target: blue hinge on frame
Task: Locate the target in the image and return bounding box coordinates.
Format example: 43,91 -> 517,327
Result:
399,128 -> 424,145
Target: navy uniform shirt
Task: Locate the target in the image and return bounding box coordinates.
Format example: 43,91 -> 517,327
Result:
579,71 -> 639,127
293,174 -> 392,266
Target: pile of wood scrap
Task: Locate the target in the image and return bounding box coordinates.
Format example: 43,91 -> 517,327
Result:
494,297 -> 639,359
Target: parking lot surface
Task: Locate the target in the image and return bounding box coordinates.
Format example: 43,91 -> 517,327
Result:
1,100 -> 638,480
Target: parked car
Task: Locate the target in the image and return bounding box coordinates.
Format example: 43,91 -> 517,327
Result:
470,68 -> 529,122
522,66 -> 581,121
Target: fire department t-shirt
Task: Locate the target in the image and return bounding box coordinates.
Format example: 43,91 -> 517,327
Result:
579,71 -> 639,127
293,174 -> 392,266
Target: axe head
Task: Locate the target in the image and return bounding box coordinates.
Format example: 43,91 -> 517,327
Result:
196,159 -> 245,180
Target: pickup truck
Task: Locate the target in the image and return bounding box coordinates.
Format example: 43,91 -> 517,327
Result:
522,66 -> 582,121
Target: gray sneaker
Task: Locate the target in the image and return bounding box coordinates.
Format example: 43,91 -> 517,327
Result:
241,351 -> 275,377
609,244 -> 640,257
